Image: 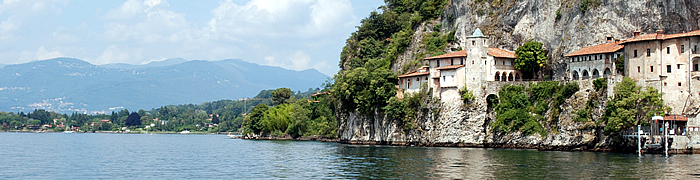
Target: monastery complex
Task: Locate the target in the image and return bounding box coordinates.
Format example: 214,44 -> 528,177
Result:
399,28 -> 700,134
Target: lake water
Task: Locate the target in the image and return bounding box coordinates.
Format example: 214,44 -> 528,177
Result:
1,133 -> 699,179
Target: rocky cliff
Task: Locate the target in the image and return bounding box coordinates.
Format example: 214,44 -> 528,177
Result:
392,0 -> 700,78
339,0 -> 699,150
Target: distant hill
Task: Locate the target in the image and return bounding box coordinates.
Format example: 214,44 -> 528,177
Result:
99,58 -> 188,69
0,58 -> 328,113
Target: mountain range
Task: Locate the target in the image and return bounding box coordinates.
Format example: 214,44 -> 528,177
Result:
0,58 -> 329,114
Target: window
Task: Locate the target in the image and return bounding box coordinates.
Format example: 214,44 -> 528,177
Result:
594,55 -> 597,60
646,49 -> 650,56
451,59 -> 454,65
650,66 -> 654,72
638,66 -> 641,73
460,58 -> 463,65
681,45 -> 685,53
678,64 -> 681,69
634,50 -> 638,57
437,60 -> 440,67
472,41 -> 475,45
695,45 -> 697,53
695,63 -> 699,71
503,61 -> 505,65
667,47 -> 670,54
664,82 -> 667,86
678,82 -> 682,86
599,55 -> 602,60
667,65 -> 671,73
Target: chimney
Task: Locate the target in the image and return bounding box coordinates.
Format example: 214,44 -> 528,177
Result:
656,29 -> 664,38
614,38 -> 620,43
606,36 -> 613,43
633,31 -> 641,38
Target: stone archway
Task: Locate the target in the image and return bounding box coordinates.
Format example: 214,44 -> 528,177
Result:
495,71 -> 500,81
515,73 -> 521,81
486,94 -> 499,112
603,68 -> 612,78
501,72 -> 507,81
582,70 -> 589,79
572,70 -> 579,80
592,69 -> 600,79
693,57 -> 700,72
508,72 -> 514,81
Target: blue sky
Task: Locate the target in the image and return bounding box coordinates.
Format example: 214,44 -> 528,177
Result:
0,0 -> 385,75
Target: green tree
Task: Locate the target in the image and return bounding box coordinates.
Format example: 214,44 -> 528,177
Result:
9,120 -> 21,129
243,104 -> 269,135
261,104 -> 293,135
514,40 -> 547,79
28,119 -> 41,125
211,114 -> 219,124
331,66 -> 398,115
287,102 -> 311,138
125,112 -> 142,127
272,88 -> 292,105
603,77 -> 666,133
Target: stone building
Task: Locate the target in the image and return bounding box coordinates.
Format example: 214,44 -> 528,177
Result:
619,30 -> 700,114
565,29 -> 700,132
565,36 -> 624,80
398,29 -> 520,99
397,66 -> 429,94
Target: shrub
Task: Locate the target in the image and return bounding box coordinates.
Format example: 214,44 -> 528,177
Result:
593,78 -> 606,91
477,8 -> 485,16
459,86 -> 476,105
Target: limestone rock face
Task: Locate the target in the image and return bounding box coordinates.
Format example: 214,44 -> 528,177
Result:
445,0 -> 699,79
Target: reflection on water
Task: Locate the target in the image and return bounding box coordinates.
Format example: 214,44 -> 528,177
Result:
1,133 -> 699,179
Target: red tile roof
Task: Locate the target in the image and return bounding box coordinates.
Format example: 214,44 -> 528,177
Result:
565,42 -> 624,57
664,30 -> 700,39
488,48 -> 516,58
436,64 -> 465,70
664,115 -> 688,121
424,50 -> 467,60
398,71 -> 430,78
622,30 -> 700,44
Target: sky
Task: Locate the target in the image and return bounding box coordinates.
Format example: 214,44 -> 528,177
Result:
0,0 -> 385,76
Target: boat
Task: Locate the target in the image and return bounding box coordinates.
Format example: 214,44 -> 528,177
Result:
180,130 -> 190,134
64,125 -> 74,133
227,132 -> 242,139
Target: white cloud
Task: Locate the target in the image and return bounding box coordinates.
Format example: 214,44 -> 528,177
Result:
103,0 -> 190,43
0,16 -> 18,33
96,45 -> 142,65
0,0 -> 378,76
36,46 -> 64,60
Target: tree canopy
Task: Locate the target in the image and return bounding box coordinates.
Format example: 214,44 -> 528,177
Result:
514,41 -> 547,79
211,114 -> 219,124
125,112 -> 142,127
272,88 -> 292,105
603,77 -> 666,133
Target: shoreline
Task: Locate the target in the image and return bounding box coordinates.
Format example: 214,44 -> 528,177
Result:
241,136 -> 700,155
7,130 -> 697,154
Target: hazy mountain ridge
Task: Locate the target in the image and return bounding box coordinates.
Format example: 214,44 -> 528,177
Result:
0,58 -> 328,113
